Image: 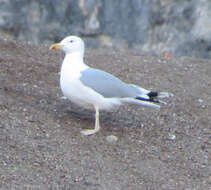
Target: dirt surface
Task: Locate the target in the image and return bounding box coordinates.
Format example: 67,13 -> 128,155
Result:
0,38 -> 210,190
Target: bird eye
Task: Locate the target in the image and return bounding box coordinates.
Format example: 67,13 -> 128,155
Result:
70,40 -> 74,43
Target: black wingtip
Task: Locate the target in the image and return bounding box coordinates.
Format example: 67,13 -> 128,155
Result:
136,96 -> 160,103
147,91 -> 158,98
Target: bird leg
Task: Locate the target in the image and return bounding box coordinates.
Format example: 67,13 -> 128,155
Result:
81,106 -> 100,136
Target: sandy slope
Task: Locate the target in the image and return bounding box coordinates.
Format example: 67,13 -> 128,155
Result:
0,39 -> 210,190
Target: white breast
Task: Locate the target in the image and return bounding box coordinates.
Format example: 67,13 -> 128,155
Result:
59,53 -> 122,110
60,54 -> 87,98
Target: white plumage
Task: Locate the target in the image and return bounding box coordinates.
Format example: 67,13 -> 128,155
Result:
50,36 -> 173,135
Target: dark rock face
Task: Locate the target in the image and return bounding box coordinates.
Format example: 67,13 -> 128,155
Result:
99,0 -> 150,45
1,0 -> 211,58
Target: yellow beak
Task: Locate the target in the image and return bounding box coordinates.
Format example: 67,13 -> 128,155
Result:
49,43 -> 61,50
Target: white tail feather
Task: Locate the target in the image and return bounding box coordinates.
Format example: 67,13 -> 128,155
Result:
158,92 -> 174,99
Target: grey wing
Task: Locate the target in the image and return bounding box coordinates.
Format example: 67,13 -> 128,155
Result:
79,68 -> 141,98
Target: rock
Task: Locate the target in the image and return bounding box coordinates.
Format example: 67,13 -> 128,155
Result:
0,0 -> 211,58
106,135 -> 118,143
168,134 -> 176,140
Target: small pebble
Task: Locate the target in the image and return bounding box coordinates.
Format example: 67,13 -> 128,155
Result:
106,135 -> 118,143
198,99 -> 203,103
151,146 -> 159,152
168,134 -> 176,140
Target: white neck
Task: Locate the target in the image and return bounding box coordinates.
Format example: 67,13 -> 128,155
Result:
64,51 -> 83,61
61,51 -> 88,73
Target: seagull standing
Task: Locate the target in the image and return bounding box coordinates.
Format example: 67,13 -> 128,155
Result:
50,36 -> 172,135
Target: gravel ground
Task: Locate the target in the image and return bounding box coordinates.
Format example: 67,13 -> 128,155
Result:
0,39 -> 210,190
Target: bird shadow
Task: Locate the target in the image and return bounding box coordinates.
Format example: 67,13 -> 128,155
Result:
55,99 -> 147,132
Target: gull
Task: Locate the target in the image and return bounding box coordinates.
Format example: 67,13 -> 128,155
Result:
49,36 -> 173,135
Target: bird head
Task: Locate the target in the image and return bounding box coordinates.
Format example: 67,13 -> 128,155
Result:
49,36 -> 85,55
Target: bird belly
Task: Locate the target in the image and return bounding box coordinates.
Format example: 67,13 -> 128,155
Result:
60,76 -> 121,110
